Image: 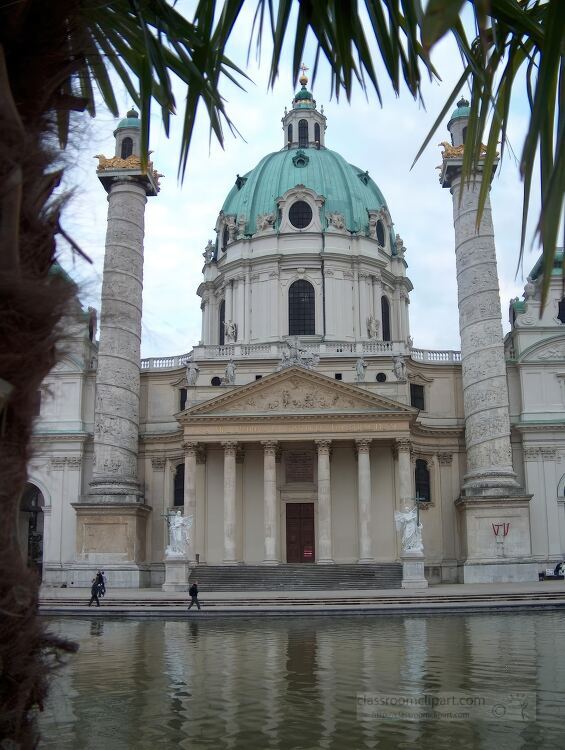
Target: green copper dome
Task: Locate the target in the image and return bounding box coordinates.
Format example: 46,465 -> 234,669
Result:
222,146 -> 389,235
115,108 -> 140,130
449,97 -> 470,122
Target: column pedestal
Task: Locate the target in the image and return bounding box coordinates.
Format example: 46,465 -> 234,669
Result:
456,494 -> 538,582
401,550 -> 428,589
162,557 -> 191,591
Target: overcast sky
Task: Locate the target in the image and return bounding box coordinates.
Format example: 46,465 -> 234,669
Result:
58,5 -> 541,359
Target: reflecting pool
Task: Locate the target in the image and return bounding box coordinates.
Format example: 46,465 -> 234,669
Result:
40,612 -> 565,749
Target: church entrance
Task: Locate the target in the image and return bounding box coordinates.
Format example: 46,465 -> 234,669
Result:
286,503 -> 315,563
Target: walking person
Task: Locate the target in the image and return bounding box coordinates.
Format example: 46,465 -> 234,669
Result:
88,577 -> 101,607
95,569 -> 105,597
187,580 -> 201,611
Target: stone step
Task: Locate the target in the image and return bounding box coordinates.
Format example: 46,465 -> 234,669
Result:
186,563 -> 402,591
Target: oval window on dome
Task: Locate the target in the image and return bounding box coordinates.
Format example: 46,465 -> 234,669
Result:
289,200 -> 313,229
376,220 -> 386,247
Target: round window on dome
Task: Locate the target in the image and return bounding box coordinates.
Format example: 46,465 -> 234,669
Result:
376,220 -> 386,247
376,372 -> 387,383
289,200 -> 313,229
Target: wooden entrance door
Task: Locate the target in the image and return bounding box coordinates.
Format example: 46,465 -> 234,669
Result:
286,503 -> 315,563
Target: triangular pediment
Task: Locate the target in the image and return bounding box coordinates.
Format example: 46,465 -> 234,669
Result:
181,366 -> 416,419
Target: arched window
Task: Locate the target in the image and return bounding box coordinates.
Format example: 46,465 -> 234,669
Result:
179,388 -> 187,411
558,298 -> 565,324
173,464 -> 184,506
415,459 -> 431,502
314,123 -> 320,147
121,137 -> 133,159
289,280 -> 315,335
381,296 -> 391,341
221,224 -> 229,252
298,119 -> 308,148
287,124 -> 293,145
219,300 -> 225,345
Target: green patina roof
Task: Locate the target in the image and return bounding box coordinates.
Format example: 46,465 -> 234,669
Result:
222,146 -> 388,235
449,97 -> 470,122
115,108 -> 140,130
529,249 -> 564,280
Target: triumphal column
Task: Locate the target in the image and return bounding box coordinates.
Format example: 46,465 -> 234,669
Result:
439,99 -> 536,582
74,109 -> 161,587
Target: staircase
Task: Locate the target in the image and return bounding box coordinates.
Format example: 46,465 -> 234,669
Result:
187,563 -> 402,591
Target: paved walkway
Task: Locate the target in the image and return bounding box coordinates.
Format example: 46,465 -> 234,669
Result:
40,581 -> 565,617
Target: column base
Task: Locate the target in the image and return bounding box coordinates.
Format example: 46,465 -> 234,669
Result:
401,551 -> 428,589
262,559 -> 280,565
316,558 -> 335,565
358,557 -> 375,564
162,558 -> 191,591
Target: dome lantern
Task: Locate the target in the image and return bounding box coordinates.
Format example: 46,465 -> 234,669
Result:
282,64 -> 327,150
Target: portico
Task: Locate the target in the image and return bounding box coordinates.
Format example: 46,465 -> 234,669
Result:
175,367 -> 417,565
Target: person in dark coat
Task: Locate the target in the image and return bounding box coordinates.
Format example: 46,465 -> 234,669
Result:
187,580 -> 201,610
88,578 -> 101,607
95,570 -> 105,597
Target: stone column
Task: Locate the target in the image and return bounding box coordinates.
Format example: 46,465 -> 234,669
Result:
262,441 -> 279,564
183,442 -> 198,561
222,441 -> 237,563
316,439 -> 333,563
225,279 -> 233,322
244,266 -> 251,342
89,179 -> 148,503
356,439 -> 373,562
235,276 -> 245,342
372,274 -> 382,333
396,438 -> 412,509
439,110 -> 536,582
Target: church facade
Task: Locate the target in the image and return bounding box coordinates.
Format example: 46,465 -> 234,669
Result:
25,78 -> 565,588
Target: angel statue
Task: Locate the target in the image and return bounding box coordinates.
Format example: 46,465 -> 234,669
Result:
165,510 -> 192,558
394,503 -> 423,554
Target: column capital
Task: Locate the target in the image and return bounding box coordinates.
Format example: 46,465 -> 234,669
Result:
196,447 -> 207,465
151,457 -> 166,471
182,441 -> 199,455
315,439 -> 332,455
355,438 -> 372,454
261,440 -> 279,456
437,452 -> 453,465
221,441 -> 238,455
395,438 -> 412,454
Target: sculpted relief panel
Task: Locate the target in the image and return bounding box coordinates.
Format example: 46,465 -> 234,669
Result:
218,378 -> 365,413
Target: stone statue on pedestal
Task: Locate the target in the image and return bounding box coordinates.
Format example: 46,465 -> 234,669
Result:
224,359 -> 236,384
224,320 -> 237,343
367,315 -> 380,340
395,504 -> 423,554
355,357 -> 367,382
165,510 -> 192,558
393,355 -> 406,381
186,360 -> 199,386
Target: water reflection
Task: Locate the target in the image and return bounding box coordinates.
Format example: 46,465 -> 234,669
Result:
41,613 -> 565,750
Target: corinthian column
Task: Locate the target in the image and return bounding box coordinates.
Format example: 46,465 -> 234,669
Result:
396,439 -> 412,508
356,439 -> 373,562
183,442 -> 198,560
222,441 -> 237,563
316,440 -> 333,563
262,441 -> 279,564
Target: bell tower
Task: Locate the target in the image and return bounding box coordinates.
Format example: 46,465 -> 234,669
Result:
74,109 -> 161,587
